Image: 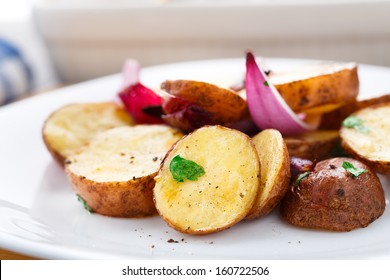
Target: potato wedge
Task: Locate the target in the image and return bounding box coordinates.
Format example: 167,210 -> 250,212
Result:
269,62 -> 359,113
320,93 -> 390,129
340,103 -> 390,175
43,102 -> 133,166
284,130 -> 339,160
246,129 -> 290,220
154,125 -> 260,235
66,125 -> 183,217
161,80 -> 249,124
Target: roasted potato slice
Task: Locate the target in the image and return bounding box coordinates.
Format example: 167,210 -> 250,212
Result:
269,62 -> 359,113
320,93 -> 390,130
161,80 -> 249,124
340,103 -> 390,175
281,157 -> 385,231
65,125 -> 183,217
43,102 -> 133,166
246,129 -> 290,220
154,125 -> 260,235
284,130 -> 339,160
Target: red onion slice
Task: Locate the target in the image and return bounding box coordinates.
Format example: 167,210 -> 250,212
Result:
119,83 -> 163,124
245,52 -> 321,135
118,59 -> 163,124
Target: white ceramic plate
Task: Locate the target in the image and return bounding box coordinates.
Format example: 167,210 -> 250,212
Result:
1,58 -> 389,260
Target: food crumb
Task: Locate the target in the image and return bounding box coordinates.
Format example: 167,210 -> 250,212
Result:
167,238 -> 179,243
151,245 -> 155,248
152,157 -> 158,161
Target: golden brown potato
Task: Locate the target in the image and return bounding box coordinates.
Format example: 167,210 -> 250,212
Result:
154,125 -> 260,235
320,93 -> 390,130
284,130 -> 339,160
281,157 -> 385,231
65,125 -> 183,217
269,62 -> 359,113
246,129 -> 290,220
161,80 -> 249,124
340,103 -> 390,175
43,102 -> 133,166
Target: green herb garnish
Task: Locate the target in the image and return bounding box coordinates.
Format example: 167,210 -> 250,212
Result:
342,116 -> 369,133
169,155 -> 205,182
295,171 -> 311,186
342,161 -> 367,178
77,194 -> 93,213
263,81 -> 269,87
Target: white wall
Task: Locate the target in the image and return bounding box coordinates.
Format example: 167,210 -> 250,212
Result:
31,0 -> 390,83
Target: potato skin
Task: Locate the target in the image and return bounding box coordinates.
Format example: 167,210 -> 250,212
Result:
161,80 -> 249,124
284,130 -> 339,161
281,157 -> 385,231
64,125 -> 182,218
67,170 -> 157,217
272,64 -> 359,113
246,129 -> 290,220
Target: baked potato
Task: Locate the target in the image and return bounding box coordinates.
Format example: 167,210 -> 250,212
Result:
269,62 -> 359,113
154,125 -> 260,235
340,103 -> 390,175
284,130 -> 339,160
161,80 -> 249,127
320,93 -> 390,130
43,102 -> 133,166
65,125 -> 183,217
281,157 -> 385,231
246,129 -> 290,220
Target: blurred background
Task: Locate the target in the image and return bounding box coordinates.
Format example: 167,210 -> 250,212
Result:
1,0 -> 390,105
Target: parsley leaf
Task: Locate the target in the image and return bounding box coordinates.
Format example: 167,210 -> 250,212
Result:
263,81 -> 269,87
169,155 -> 205,182
295,171 -> 311,186
342,161 -> 367,178
77,195 -> 93,213
342,116 -> 369,133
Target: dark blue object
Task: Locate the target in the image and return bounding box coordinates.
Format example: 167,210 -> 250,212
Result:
0,37 -> 34,105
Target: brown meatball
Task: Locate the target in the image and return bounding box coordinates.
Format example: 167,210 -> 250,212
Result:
281,157 -> 385,231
